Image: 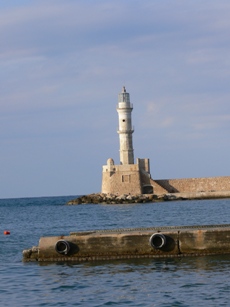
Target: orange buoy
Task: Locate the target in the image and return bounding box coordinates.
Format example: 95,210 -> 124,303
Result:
4,230 -> 10,235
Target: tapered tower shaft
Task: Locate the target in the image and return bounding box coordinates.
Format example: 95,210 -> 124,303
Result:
117,86 -> 134,164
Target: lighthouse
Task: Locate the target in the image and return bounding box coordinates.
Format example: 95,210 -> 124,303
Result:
117,86 -> 134,165
101,86 -> 152,195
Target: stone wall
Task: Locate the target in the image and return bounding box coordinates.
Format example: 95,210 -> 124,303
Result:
101,164 -> 142,195
101,156 -> 230,196
101,158 -> 151,195
150,179 -> 168,195
153,176 -> 230,194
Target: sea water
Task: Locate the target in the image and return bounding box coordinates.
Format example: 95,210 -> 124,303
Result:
0,197 -> 230,306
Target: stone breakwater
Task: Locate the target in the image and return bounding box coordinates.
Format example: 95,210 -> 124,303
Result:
66,191 -> 230,205
66,193 -> 159,205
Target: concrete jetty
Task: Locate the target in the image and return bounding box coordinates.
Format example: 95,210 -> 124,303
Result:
23,224 -> 230,262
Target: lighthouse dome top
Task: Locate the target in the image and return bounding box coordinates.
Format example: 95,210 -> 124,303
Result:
118,86 -> 130,103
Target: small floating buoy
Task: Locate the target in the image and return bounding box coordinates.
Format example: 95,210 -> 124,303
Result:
4,230 -> 10,235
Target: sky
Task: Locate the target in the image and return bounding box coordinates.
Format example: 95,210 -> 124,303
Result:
1,0 -> 230,198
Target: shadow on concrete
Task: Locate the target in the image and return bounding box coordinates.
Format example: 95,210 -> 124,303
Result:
154,180 -> 179,193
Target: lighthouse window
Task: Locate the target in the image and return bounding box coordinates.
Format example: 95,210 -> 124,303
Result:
122,119 -> 125,122
122,175 -> 130,183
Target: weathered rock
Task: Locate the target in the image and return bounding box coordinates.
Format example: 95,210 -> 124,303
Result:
126,195 -> 134,201
164,194 -> 180,201
22,246 -> 39,261
66,193 -> 156,205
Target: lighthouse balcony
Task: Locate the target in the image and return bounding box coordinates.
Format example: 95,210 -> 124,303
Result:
117,127 -> 134,134
116,103 -> 133,110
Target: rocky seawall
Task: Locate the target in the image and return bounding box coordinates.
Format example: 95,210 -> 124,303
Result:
66,191 -> 230,205
67,193 -> 158,205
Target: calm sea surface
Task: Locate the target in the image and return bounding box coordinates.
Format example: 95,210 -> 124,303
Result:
1,196 -> 230,306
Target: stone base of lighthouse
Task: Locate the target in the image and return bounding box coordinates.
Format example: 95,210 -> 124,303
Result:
101,158 -> 154,195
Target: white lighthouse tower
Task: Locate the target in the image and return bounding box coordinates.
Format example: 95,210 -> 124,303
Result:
117,86 -> 134,165
101,86 -> 153,195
